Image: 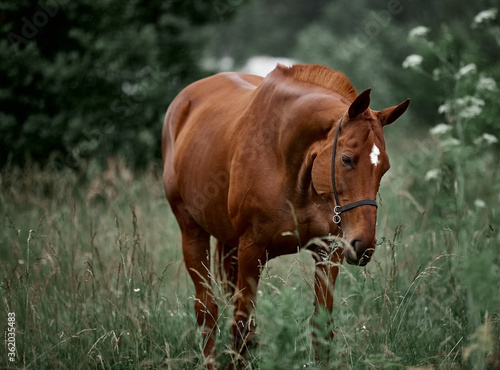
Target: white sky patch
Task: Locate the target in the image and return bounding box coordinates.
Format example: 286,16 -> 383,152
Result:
240,56 -> 296,76
370,144 -> 380,167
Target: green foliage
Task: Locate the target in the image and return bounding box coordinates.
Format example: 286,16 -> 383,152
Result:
0,0 -> 246,169
204,0 -> 328,65
397,10 -> 500,232
231,0 -> 499,122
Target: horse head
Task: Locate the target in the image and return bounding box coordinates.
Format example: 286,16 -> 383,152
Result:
312,89 -> 410,266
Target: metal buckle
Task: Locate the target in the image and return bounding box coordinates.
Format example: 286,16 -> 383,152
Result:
333,206 -> 341,224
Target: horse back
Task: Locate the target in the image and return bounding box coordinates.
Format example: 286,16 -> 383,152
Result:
162,72 -> 262,159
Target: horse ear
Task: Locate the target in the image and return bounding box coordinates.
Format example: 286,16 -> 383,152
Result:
379,99 -> 410,126
348,88 -> 371,119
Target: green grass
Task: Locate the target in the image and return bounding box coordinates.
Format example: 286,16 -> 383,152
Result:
1,156 -> 499,369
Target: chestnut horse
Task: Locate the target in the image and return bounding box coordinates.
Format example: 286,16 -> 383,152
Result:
162,64 -> 409,366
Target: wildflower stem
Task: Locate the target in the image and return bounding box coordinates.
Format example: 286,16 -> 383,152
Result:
25,229 -> 34,366
452,80 -> 466,218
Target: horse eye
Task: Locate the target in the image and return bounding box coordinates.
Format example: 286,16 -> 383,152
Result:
341,154 -> 353,168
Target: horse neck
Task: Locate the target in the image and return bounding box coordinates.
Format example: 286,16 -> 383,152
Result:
251,79 -> 348,194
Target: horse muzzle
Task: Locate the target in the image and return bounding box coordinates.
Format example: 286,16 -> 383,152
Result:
343,238 -> 375,266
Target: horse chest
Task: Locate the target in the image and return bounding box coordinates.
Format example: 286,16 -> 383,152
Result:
230,190 -> 335,252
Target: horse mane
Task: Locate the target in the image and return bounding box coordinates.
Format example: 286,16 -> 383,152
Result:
276,64 -> 358,102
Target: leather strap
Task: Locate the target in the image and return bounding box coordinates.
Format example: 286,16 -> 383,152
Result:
330,116 -> 378,225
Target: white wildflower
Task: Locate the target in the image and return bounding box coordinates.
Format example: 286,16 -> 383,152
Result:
440,138 -> 460,148
432,68 -> 441,81
474,133 -> 499,145
429,123 -> 452,136
408,26 -> 429,40
473,8 -> 497,25
482,133 -> 498,144
455,63 -> 477,79
425,169 -> 440,181
455,96 -> 485,119
477,77 -> 497,92
460,105 -> 483,119
438,103 -> 450,115
438,96 -> 485,119
134,288 -> 140,292
402,54 -> 423,69
474,199 -> 486,208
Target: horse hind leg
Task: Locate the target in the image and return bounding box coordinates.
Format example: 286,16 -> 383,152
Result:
214,240 -> 238,299
172,204 -> 218,367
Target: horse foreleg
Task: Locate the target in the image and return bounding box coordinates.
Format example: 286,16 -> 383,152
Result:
230,242 -> 266,368
215,240 -> 238,299
311,245 -> 344,361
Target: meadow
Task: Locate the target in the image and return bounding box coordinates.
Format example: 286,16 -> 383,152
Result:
1,132 -> 499,370
2,1 -> 500,368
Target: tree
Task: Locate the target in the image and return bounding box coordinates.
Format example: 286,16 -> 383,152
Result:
0,0 -> 245,169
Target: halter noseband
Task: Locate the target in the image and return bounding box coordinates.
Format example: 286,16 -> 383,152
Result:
331,116 -> 378,225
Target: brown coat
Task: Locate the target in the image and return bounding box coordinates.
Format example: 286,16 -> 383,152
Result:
162,64 -> 409,367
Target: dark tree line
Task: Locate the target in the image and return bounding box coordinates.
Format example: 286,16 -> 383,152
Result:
1,0 -> 498,170
0,0 -> 246,169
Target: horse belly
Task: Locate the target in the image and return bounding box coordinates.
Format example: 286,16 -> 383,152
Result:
179,160 -> 237,244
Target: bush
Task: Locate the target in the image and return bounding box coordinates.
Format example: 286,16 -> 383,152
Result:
0,0 -> 246,170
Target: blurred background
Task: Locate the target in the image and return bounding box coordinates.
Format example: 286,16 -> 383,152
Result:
1,0 -> 499,170
1,1 -> 499,369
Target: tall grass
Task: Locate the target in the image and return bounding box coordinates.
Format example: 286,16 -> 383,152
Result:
1,154 -> 499,369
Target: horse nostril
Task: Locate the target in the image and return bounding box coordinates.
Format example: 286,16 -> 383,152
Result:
350,239 -> 360,251
350,238 -> 374,266
362,248 -> 374,260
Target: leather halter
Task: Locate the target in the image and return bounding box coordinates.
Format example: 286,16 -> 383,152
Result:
330,116 -> 378,225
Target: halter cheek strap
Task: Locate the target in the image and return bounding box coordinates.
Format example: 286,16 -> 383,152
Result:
330,117 -> 378,225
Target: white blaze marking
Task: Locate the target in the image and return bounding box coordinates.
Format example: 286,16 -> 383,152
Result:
370,144 -> 380,167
